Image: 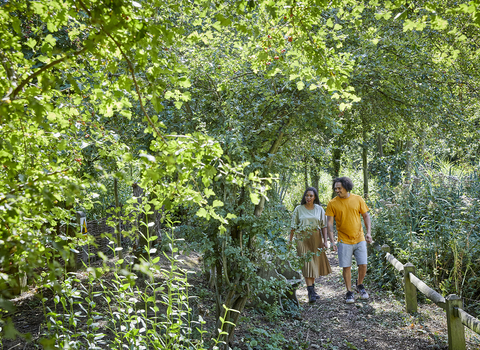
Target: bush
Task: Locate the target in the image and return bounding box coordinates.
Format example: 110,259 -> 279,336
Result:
371,161 -> 480,313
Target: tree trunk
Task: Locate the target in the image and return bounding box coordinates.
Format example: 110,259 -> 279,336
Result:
310,156 -> 320,191
362,129 -> 369,198
277,172 -> 291,204
377,133 -> 384,157
302,155 -> 308,188
253,122 -> 289,217
405,139 -> 413,183
223,122 -> 289,345
216,290 -> 249,350
331,143 -> 342,198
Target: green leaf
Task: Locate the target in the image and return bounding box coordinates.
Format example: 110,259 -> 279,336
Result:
44,34 -> 57,47
0,150 -> 13,159
403,20 -> 416,32
11,18 -> 21,34
249,192 -> 260,205
212,21 -> 222,32
31,2 -> 46,15
47,22 -> 57,32
432,16 -> 448,30
204,188 -> 215,198
26,38 -> 37,49
178,77 -> 191,88
215,14 -> 232,26
123,153 -> 133,161
151,95 -> 164,113
3,318 -> 21,340
212,200 -> 224,207
297,81 -> 305,90
196,208 -> 207,218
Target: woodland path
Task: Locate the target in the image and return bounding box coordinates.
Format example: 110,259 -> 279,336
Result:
223,250 -> 480,350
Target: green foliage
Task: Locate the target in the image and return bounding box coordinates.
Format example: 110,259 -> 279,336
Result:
37,231 -> 211,349
370,154 -> 409,188
2,0 -> 480,346
371,160 -> 480,313
241,326 -> 306,350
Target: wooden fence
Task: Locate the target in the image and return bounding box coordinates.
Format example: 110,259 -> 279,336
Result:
377,244 -> 480,350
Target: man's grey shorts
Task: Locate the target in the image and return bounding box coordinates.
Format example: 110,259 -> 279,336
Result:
338,241 -> 368,267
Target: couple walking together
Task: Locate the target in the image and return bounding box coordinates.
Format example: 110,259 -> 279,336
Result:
289,177 -> 373,304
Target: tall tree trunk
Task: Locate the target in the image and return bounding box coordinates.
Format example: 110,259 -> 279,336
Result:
331,142 -> 342,198
405,139 -> 413,183
311,170 -> 320,192
253,121 -> 290,217
65,201 -> 77,272
310,155 -> 321,191
377,133 -> 384,157
277,172 -> 291,204
221,121 -> 290,347
304,156 -> 309,189
362,129 -> 369,198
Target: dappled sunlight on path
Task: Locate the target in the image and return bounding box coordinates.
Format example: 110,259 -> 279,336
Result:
282,250 -> 480,350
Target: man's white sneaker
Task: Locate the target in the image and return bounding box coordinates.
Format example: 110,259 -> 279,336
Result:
356,284 -> 369,300
345,291 -> 355,304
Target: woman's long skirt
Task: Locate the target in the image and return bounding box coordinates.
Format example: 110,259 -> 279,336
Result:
296,230 -> 332,278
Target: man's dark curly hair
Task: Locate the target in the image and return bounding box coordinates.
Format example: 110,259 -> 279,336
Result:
332,177 -> 354,192
300,187 -> 320,205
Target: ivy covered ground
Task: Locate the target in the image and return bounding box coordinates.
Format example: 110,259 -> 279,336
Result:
4,249 -> 480,350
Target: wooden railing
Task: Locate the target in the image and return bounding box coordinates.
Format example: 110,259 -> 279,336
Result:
376,244 -> 480,350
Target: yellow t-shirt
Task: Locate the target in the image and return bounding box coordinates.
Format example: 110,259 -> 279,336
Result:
325,194 -> 369,245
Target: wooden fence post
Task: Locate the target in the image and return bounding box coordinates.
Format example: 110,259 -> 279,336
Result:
403,263 -> 417,313
446,294 -> 465,350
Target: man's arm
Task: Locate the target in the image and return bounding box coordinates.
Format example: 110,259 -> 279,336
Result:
321,227 -> 327,249
361,212 -> 372,244
326,216 -> 337,251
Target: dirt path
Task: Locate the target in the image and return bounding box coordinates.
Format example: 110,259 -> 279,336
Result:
229,250 -> 480,350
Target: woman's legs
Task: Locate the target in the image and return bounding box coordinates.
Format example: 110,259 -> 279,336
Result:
306,277 -> 317,303
305,277 -> 315,286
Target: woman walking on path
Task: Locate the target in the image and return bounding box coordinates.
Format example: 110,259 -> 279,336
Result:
289,187 -> 334,303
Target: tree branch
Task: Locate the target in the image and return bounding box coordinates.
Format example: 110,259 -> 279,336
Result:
5,48 -> 87,101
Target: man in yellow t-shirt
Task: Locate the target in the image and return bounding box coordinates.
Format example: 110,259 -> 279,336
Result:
326,177 -> 372,304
